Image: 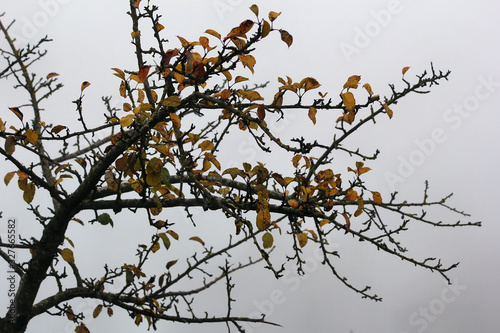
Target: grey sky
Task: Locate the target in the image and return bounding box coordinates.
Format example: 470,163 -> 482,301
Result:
1,1 -> 499,332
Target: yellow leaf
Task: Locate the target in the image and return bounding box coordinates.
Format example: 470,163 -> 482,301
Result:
363,83 -> 373,96
81,81 -> 91,92
302,77 -> 321,91
189,236 -> 205,246
235,76 -> 248,83
354,197 -> 364,217
4,171 -> 15,186
341,92 -> 355,112
137,89 -> 145,103
131,30 -> 141,39
25,128 -> 38,145
198,140 -> 214,151
177,35 -> 189,48
343,75 -> 361,89
262,232 -> 273,249
9,107 -> 23,121
292,154 -> 302,168
163,95 -> 182,107
345,188 -> 358,201
0,118 -> 5,131
205,29 -> 221,40
119,81 -> 127,98
288,198 -> 299,209
250,4 -> 259,16
372,191 -> 383,204
308,106 -> 317,125
120,114 -> 135,127
319,219 -> 330,227
383,103 -> 393,119
169,112 -> 181,129
23,182 -> 36,203
112,68 -> 125,80
297,232 -> 308,247
151,241 -> 160,253
93,304 -> 103,318
342,212 -> 351,232
269,11 -> 281,22
156,23 -> 165,31
60,248 -> 74,264
262,20 -> 271,38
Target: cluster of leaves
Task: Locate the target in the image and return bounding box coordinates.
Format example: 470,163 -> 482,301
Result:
0,2 -> 480,333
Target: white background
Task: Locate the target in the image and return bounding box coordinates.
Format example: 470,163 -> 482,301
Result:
1,0 -> 499,332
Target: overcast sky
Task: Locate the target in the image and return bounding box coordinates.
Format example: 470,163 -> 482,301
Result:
1,1 -> 500,332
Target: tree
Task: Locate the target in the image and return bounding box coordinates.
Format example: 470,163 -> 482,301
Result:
0,2 -> 480,332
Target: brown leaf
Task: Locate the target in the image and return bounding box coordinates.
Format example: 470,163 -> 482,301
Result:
5,136 -> 16,155
257,104 -> 266,120
46,72 -> 59,79
262,232 -> 273,249
280,29 -> 293,47
131,0 -> 141,8
51,125 -> 66,134
189,236 -> 205,246
402,66 -> 410,75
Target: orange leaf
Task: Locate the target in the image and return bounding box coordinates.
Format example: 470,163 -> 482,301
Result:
131,0 -> 141,8
372,191 -> 383,204
137,65 -> 151,83
46,72 -> 59,79
382,103 -> 393,119
81,81 -> 91,92
402,66 -> 410,75
308,106 -> 317,125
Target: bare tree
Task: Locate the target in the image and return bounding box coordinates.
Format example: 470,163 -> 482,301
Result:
0,2 -> 479,332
